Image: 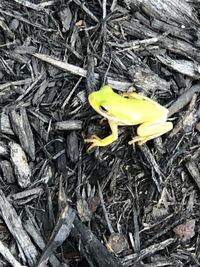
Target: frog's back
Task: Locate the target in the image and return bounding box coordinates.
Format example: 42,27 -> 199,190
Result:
110,94 -> 168,125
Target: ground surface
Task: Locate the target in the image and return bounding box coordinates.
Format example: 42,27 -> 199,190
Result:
0,0 -> 200,267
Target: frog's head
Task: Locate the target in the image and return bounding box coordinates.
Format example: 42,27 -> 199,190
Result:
88,85 -> 113,118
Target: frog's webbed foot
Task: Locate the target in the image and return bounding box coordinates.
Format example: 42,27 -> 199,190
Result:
84,135 -> 103,151
84,132 -> 118,151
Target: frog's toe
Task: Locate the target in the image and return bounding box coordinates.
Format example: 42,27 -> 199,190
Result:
128,136 -> 146,145
99,118 -> 106,125
87,143 -> 99,151
87,140 -> 104,151
138,139 -> 148,145
84,135 -> 103,151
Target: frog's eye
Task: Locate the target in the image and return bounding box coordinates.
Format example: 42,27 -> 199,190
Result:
99,105 -> 108,113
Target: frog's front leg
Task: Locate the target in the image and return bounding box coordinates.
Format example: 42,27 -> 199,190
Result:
84,120 -> 118,150
129,119 -> 173,145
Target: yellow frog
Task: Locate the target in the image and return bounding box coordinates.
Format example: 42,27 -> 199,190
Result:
85,85 -> 173,150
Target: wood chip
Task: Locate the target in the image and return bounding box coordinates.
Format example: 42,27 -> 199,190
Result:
10,108 -> 35,160
0,240 -> 26,267
0,190 -> 38,266
0,141 -> 9,157
9,142 -> 31,188
37,204 -> 75,267
185,161 -> 200,191
0,160 -> 15,184
0,110 -> 14,135
54,120 -> 82,131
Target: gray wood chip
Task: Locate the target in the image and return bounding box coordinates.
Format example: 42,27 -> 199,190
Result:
0,141 -> 9,157
0,111 -> 14,135
37,205 -> 75,267
9,142 -> 31,188
0,190 -> 38,266
0,160 -> 15,184
10,108 -> 35,160
58,7 -> 72,32
54,120 -> 82,130
0,240 -> 25,267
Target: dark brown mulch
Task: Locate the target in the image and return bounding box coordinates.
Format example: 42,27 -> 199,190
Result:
0,0 -> 200,266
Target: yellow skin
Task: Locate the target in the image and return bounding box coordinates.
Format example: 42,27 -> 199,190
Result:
85,85 -> 173,150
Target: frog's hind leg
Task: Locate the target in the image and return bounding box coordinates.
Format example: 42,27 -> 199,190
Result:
129,121 -> 173,145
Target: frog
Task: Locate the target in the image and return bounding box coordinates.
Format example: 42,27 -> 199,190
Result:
84,85 -> 173,150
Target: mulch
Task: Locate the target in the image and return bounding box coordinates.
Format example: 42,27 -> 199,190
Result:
0,0 -> 200,266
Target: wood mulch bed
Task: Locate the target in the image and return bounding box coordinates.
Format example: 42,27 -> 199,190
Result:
0,0 -> 200,266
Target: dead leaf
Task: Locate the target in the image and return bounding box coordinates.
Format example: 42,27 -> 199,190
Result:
173,219 -> 195,241
106,233 -> 129,254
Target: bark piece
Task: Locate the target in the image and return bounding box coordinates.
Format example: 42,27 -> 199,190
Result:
67,131 -> 79,163
10,108 -> 35,160
0,111 -> 14,135
71,217 -> 123,267
0,160 -> 15,184
157,55 -> 200,78
24,219 -> 62,267
0,240 -> 25,267
150,17 -> 194,42
121,238 -> 174,266
33,53 -> 132,91
54,120 -> 82,131
0,141 -> 9,157
185,161 -> 200,191
0,88 -> 17,105
9,188 -> 43,205
161,37 -> 200,63
58,7 -> 72,32
37,205 -> 75,267
121,18 -> 157,39
9,142 -> 31,188
169,83 -> 200,117
0,190 -> 38,266
130,0 -> 199,27
128,62 -> 171,92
